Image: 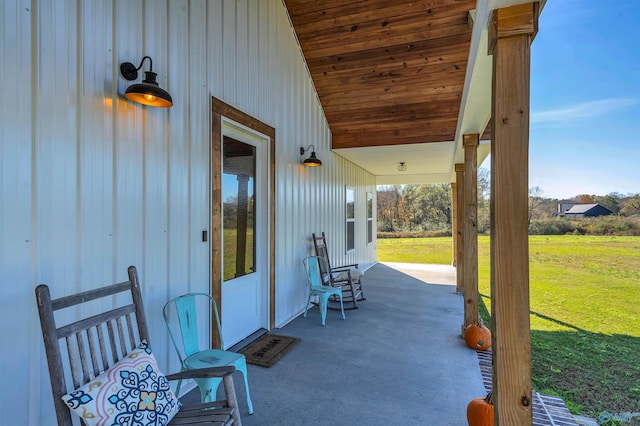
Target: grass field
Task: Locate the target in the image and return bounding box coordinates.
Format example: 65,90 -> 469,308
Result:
378,236 -> 640,422
223,228 -> 254,281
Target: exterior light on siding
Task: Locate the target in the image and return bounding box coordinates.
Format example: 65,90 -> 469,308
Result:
119,56 -> 173,108
300,145 -> 322,167
397,162 -> 407,172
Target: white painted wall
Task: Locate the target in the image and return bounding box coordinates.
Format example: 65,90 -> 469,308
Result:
0,0 -> 376,423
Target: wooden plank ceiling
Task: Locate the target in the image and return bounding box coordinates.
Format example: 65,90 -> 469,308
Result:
284,0 -> 478,150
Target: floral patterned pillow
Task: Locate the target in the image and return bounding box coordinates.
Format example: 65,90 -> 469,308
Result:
61,341 -> 181,426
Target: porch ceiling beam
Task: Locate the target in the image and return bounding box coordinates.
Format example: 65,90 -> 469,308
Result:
324,101 -> 460,122
450,0 -> 545,181
333,132 -> 456,150
450,1 -> 493,177
331,116 -> 458,132
489,2 -> 539,425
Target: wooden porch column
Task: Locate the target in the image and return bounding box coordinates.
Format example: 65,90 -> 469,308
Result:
455,163 -> 465,295
451,182 -> 457,267
463,134 -> 479,330
489,3 -> 538,425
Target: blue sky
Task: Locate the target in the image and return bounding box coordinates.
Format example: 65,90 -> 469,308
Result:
524,0 -> 640,199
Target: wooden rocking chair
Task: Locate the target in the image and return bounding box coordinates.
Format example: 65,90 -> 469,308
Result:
35,265 -> 241,426
312,232 -> 365,310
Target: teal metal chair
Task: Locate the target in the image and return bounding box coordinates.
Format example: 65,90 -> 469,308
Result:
163,293 -> 254,414
303,256 -> 346,326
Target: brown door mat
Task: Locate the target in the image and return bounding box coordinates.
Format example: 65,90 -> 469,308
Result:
238,334 -> 301,368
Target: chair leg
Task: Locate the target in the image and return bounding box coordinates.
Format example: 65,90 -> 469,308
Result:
319,296 -> 328,326
175,367 -> 185,397
356,278 -> 366,301
195,377 -> 223,403
338,292 -> 345,320
345,281 -> 359,309
304,292 -> 313,318
234,356 -> 254,415
222,373 -> 242,426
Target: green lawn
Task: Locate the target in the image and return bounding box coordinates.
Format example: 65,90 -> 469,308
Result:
223,228 -> 254,281
378,236 -> 640,422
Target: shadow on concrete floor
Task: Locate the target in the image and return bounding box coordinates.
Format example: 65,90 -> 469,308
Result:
183,262 -> 486,426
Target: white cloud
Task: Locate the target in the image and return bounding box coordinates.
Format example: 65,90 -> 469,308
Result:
531,98 -> 636,126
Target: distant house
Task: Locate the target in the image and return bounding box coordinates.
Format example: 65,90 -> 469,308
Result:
558,203 -> 612,218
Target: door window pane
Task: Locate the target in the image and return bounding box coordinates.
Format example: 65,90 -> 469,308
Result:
223,137 -> 256,281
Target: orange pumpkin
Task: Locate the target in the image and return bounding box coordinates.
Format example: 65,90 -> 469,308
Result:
467,391 -> 494,426
464,318 -> 491,350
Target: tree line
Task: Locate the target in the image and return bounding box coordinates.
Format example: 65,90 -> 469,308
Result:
377,168 -> 640,236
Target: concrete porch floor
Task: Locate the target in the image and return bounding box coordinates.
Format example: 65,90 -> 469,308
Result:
184,262 -> 579,425
208,262 -> 486,425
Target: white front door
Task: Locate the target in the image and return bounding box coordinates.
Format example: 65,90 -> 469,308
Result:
220,120 -> 269,348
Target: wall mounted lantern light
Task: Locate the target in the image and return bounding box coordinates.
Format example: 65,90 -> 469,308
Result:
397,162 -> 407,172
300,145 -> 322,167
119,56 -> 173,108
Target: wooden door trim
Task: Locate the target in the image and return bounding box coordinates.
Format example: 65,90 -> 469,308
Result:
211,97 -> 276,349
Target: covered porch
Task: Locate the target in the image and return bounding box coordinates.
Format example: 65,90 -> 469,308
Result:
197,263 -> 577,425
285,1 -> 545,423
1,1 -> 550,423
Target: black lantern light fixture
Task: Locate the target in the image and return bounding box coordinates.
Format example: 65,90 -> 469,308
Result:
300,145 -> 322,167
119,56 -> 173,108
397,162 -> 407,172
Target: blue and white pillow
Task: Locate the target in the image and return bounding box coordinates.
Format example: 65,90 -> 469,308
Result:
62,341 -> 181,426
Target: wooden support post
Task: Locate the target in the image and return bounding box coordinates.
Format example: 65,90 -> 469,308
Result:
455,164 -> 465,296
463,134 -> 479,331
489,3 -> 538,425
451,182 -> 458,267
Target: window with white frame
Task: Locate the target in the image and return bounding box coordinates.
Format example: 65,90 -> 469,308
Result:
367,192 -> 373,244
346,187 -> 355,252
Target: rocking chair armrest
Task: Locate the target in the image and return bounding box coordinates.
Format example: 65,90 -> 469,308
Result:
331,263 -> 359,272
330,269 -> 352,277
330,270 -> 353,285
165,366 -> 236,381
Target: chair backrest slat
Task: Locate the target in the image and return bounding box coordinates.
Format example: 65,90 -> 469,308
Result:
116,316 -> 127,355
87,328 -> 100,377
35,266 -> 150,426
96,324 -> 110,370
312,232 -> 333,274
306,257 -> 319,289
125,314 -> 136,348
65,335 -> 82,390
175,296 -> 200,357
163,292 -> 224,363
304,256 -> 330,289
106,320 -> 119,363
76,331 -> 91,385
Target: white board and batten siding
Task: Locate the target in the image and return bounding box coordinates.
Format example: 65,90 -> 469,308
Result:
0,1 -> 376,423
